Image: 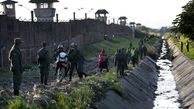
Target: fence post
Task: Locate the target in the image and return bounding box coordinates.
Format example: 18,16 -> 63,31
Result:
73,12 -> 76,20
31,11 -> 34,22
56,13 -> 59,23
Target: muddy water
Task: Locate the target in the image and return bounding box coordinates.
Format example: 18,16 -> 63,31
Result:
153,39 -> 181,109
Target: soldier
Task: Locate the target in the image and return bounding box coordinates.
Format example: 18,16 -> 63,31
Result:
9,38 -> 24,96
37,42 -> 50,85
129,41 -> 133,49
115,49 -> 125,76
122,48 -> 128,69
131,47 -> 139,67
68,43 -> 83,81
186,40 -> 189,52
127,48 -> 131,64
142,45 -> 147,57
180,41 -> 183,52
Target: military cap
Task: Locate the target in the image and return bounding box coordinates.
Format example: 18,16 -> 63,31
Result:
42,42 -> 48,47
14,38 -> 24,44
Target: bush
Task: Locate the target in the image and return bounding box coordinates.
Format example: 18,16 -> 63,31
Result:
56,85 -> 94,109
8,99 -> 38,109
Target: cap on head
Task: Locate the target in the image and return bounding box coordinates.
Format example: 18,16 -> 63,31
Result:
14,38 -> 24,45
58,44 -> 64,49
42,42 -> 47,47
71,42 -> 77,48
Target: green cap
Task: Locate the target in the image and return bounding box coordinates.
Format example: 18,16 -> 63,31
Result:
14,38 -> 24,44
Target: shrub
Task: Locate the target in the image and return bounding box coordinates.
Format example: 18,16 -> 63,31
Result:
7,99 -> 38,109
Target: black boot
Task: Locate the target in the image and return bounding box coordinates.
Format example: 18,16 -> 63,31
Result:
14,90 -> 19,96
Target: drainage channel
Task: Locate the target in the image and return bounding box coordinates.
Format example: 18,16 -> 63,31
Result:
153,38 -> 181,109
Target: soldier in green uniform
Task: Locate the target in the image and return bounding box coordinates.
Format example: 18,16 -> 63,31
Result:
186,40 -> 189,52
115,49 -> 125,76
37,42 -> 50,85
180,41 -> 183,52
8,38 -> 24,96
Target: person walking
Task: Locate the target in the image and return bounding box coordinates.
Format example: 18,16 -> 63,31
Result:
142,45 -> 147,57
186,40 -> 189,52
98,49 -> 109,72
37,42 -> 50,85
68,43 -> 83,81
127,48 -> 131,64
180,41 -> 183,52
115,49 -> 125,76
8,38 -> 24,96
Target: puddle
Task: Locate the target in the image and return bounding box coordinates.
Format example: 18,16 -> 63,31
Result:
153,38 -> 181,109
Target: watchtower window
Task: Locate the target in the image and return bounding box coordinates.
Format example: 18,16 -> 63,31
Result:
40,3 -> 49,8
6,4 -> 13,9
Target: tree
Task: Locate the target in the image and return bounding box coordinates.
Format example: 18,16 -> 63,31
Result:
171,0 -> 194,40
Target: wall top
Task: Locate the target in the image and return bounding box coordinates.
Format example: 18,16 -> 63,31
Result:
29,0 -> 59,3
1,0 -> 18,4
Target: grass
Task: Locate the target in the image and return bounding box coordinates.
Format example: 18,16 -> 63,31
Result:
165,34 -> 194,61
81,36 -> 140,57
81,35 -> 159,57
4,70 -> 123,109
0,67 -> 12,78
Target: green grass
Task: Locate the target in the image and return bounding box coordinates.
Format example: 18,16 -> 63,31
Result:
8,99 -> 38,109
81,35 -> 159,57
4,69 -> 123,109
167,35 -> 194,61
0,67 -> 12,78
81,36 -> 140,57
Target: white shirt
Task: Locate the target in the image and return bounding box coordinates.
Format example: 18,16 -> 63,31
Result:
57,52 -> 68,62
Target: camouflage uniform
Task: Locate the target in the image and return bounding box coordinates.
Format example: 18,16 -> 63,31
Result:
115,51 -> 125,76
37,46 -> 50,85
8,38 -> 23,95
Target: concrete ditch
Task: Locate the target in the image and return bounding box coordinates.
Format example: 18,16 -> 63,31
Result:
95,39 -> 163,109
168,39 -> 194,109
95,56 -> 158,109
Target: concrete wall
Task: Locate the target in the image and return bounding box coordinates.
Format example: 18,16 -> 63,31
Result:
96,56 -> 158,109
0,15 -> 132,67
168,39 -> 194,109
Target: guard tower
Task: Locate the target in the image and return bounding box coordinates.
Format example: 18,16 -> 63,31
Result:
130,22 -> 136,38
119,16 -> 127,26
29,0 -> 59,22
136,23 -> 141,28
1,0 -> 17,18
95,9 -> 109,23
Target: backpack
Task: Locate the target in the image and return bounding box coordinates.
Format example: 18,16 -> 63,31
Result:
101,55 -> 107,62
58,52 -> 67,62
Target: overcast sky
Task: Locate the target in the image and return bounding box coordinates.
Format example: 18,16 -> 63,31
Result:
0,0 -> 190,29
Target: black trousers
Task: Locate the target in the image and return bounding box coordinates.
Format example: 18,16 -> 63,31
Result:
40,67 -> 49,85
69,62 -> 83,81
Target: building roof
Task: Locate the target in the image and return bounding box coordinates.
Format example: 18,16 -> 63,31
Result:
29,0 -> 59,3
130,22 -> 136,25
119,16 -> 127,20
95,9 -> 109,14
136,23 -> 141,25
1,0 -> 18,4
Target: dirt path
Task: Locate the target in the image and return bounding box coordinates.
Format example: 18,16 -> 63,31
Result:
0,56 -> 114,95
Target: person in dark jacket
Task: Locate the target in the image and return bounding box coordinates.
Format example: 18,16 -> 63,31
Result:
180,41 -> 183,52
9,38 -> 24,96
37,42 -> 50,85
186,40 -> 189,52
122,48 -> 128,69
142,45 -> 147,57
115,49 -> 125,76
127,48 -> 131,64
68,43 -> 87,81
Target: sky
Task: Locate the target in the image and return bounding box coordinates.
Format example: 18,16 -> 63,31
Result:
0,0 -> 190,29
